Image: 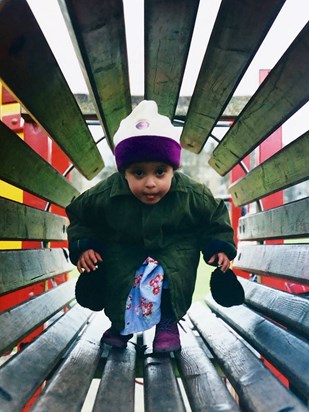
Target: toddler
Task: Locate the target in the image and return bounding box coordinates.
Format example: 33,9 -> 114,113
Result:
66,100 -> 237,352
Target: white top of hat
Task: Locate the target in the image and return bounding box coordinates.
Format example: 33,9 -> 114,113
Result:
113,100 -> 179,146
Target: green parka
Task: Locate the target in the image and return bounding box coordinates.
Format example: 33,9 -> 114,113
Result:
66,171 -> 236,330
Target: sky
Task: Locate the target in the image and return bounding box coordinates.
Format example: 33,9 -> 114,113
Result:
26,0 -> 308,147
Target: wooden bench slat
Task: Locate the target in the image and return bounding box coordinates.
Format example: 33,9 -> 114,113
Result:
59,0 -> 131,148
0,197 -> 68,241
209,22 -> 309,175
238,197 -> 309,240
0,305 -> 91,412
229,132 -> 309,206
0,0 -> 104,180
175,321 -> 240,412
205,297 -> 309,399
31,312 -> 107,412
239,277 -> 309,340
189,302 -> 309,412
181,0 -> 285,152
0,248 -> 73,295
93,343 -> 136,412
0,279 -> 76,356
234,243 -> 309,285
145,0 -> 199,119
0,122 -> 79,208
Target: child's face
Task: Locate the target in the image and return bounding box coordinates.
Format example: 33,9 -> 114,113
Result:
124,161 -> 174,205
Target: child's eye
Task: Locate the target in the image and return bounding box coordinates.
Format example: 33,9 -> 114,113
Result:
156,168 -> 166,177
133,169 -> 144,177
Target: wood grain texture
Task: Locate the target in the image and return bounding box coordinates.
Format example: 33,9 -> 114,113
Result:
189,302 -> 308,412
145,0 -> 199,119
0,0 -> 103,179
181,0 -> 285,152
0,248 -> 73,295
234,243 -> 309,284
0,121 -> 79,208
205,297 -> 309,399
238,197 -> 309,240
239,277 -> 309,340
209,22 -> 309,175
229,132 -> 309,206
0,279 -> 76,355
0,305 -> 91,412
0,196 -> 68,241
58,0 -> 131,148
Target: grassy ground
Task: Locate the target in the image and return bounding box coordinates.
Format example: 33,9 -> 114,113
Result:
192,255 -> 212,302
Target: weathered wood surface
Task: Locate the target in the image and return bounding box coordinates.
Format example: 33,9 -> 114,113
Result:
0,0 -> 103,180
209,22 -> 309,175
0,121 -> 79,208
59,0 -> 131,149
239,277 -> 309,340
229,132 -> 309,206
189,302 -> 309,412
0,248 -> 73,295
205,297 -> 309,399
32,312 -> 107,412
175,320 -> 240,412
0,305 -> 91,412
181,0 -> 285,152
234,243 -> 309,284
0,280 -> 76,355
0,197 -> 68,241
238,197 -> 309,240
93,341 -> 136,412
145,0 -> 199,119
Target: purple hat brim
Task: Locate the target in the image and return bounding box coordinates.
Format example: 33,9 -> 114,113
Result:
115,135 -> 181,171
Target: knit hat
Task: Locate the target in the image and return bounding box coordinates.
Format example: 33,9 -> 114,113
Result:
114,100 -> 181,171
210,267 -> 245,307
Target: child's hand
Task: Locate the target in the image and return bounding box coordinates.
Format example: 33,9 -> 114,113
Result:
208,252 -> 230,272
77,249 -> 103,273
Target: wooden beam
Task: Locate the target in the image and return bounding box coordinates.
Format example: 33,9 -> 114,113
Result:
181,0 -> 286,152
238,197 -> 309,240
0,248 -> 74,295
189,302 -> 308,412
0,197 -> 68,241
145,0 -> 199,119
209,22 -> 309,175
234,244 -> 309,285
0,121 -> 79,208
0,0 -> 104,179
229,132 -> 309,206
58,0 -> 131,149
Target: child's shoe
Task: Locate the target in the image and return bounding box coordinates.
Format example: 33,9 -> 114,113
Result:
100,326 -> 133,349
153,317 -> 181,353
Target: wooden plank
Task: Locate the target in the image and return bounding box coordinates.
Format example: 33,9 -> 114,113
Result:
0,248 -> 74,295
0,121 -> 79,208
209,22 -> 309,175
0,197 -> 68,241
0,279 -> 76,356
181,0 -> 285,152
58,0 -> 131,148
189,302 -> 309,412
0,305 -> 91,412
239,277 -> 309,340
205,297 -> 309,399
174,321 -> 240,412
93,342 -> 136,412
234,243 -> 309,285
229,132 -> 309,206
238,197 -> 309,240
31,312 -> 108,412
145,0 -> 199,119
0,0 -> 104,179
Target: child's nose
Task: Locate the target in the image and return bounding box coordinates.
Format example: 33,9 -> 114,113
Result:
145,176 -> 156,188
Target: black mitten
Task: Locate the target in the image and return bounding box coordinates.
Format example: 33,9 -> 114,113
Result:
210,267 -> 245,307
75,268 -> 105,311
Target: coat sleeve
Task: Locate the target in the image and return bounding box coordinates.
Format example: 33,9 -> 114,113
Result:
199,186 -> 237,265
65,191 -> 104,265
